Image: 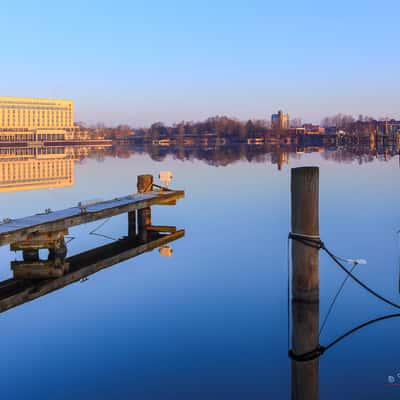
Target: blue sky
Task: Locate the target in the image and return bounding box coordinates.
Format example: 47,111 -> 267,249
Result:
1,0 -> 399,126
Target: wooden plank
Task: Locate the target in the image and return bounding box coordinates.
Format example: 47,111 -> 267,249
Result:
147,225 -> 177,233
0,229 -> 185,313
0,190 -> 184,246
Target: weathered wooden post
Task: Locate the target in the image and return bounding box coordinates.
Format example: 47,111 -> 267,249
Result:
137,174 -> 153,243
291,166 -> 320,400
128,210 -> 136,240
291,167 -> 319,302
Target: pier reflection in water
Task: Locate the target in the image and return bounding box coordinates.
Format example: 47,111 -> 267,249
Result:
0,174 -> 184,313
0,225 -> 184,313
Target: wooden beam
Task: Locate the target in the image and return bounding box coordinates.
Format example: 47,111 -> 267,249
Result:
0,190 -> 184,246
146,225 -> 177,233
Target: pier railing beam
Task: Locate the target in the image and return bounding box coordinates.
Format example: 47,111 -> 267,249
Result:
137,174 -> 153,243
291,167 -> 319,302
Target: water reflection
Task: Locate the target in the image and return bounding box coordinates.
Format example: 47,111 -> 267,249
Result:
291,301 -> 319,400
0,224 -> 184,313
0,144 -> 113,192
0,140 -> 397,195
290,294 -> 400,398
101,141 -> 400,169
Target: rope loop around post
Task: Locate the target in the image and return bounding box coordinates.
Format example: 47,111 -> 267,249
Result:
288,345 -> 326,362
288,232 -> 325,250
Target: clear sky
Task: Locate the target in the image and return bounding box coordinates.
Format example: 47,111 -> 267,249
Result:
1,0 -> 399,126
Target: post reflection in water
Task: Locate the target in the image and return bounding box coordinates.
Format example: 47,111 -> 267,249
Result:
291,301 -> 319,400
289,279 -> 400,399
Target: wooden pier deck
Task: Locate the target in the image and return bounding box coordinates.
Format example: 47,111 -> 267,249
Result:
0,188 -> 184,246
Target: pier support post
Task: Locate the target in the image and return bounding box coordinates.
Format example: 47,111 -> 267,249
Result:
291,167 -> 319,302
137,174 -> 153,243
128,211 -> 136,240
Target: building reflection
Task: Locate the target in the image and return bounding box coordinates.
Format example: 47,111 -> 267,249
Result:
0,146 -> 75,192
0,144 -> 113,192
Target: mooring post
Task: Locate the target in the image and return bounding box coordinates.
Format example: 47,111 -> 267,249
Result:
291,166 -> 319,302
291,166 -> 320,400
137,174 -> 153,243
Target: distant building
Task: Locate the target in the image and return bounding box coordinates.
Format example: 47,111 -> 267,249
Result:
324,127 -> 339,135
380,120 -> 400,137
0,96 -> 74,142
302,124 -> 325,135
271,110 -> 290,130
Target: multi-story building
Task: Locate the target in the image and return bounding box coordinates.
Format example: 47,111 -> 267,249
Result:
0,96 -> 74,142
271,110 -> 290,130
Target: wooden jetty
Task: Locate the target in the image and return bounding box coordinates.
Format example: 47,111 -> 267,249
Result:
0,174 -> 185,313
0,176 -> 183,246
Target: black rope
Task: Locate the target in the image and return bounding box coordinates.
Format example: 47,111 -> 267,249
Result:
323,313 -> 400,352
288,232 -> 324,249
323,246 -> 400,310
289,313 -> 400,362
319,263 -> 358,335
289,232 -> 400,310
152,183 -> 172,191
89,218 -> 118,241
289,345 -> 326,362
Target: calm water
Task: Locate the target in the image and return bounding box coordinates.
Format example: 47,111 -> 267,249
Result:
0,146 -> 399,399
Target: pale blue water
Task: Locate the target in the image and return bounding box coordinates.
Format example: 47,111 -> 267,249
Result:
0,149 -> 398,399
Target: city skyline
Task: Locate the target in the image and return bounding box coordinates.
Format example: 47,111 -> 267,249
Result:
1,1 -> 399,126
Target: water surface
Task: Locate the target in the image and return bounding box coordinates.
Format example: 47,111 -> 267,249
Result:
0,145 -> 398,399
